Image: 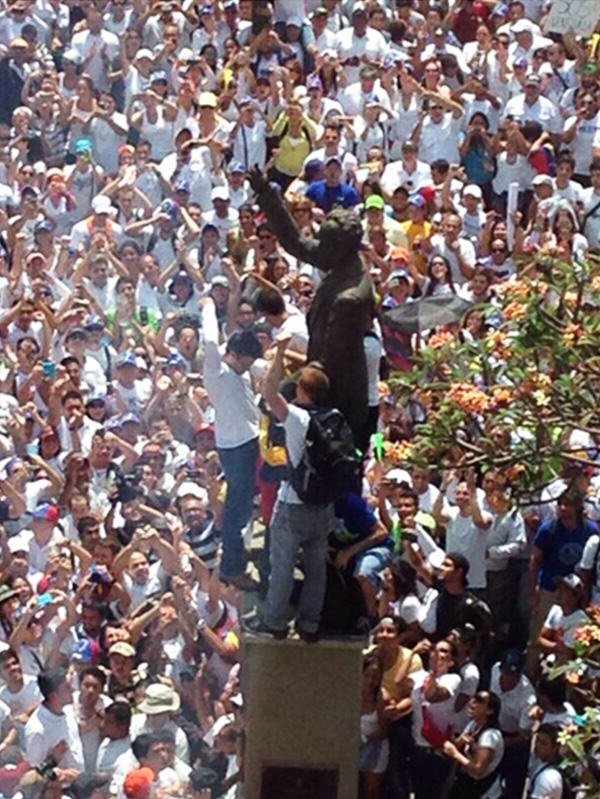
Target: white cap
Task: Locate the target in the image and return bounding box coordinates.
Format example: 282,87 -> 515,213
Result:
134,48 -> 154,62
8,536 -> 28,554
176,481 -> 209,503
463,184 -> 482,199
532,173 -> 553,188
511,18 -> 533,33
203,713 -> 235,747
286,14 -> 302,26
211,186 -> 230,202
92,195 -> 113,215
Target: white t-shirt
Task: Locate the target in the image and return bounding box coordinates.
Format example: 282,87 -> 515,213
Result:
580,533 -> 600,603
445,507 -> 489,590
0,675 -> 42,714
461,721 -> 505,799
489,663 -> 536,733
542,604 -> 589,648
410,669 -> 461,748
528,762 -> 563,799
122,561 -> 168,610
24,703 -> 85,769
455,660 -> 480,729
278,404 -> 310,505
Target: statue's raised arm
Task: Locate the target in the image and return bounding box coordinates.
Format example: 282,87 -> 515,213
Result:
248,167 -> 320,267
249,167 -> 374,452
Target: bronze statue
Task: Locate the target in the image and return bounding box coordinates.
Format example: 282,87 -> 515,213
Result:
249,169 -> 374,446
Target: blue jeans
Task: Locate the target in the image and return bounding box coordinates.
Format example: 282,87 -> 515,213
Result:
218,438 -> 258,578
262,499 -> 334,633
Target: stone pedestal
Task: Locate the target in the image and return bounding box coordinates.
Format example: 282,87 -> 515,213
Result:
242,634 -> 364,799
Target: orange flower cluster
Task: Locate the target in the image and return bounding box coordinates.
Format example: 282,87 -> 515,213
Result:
573,623 -> 600,648
495,279 -> 529,300
587,605 -> 600,624
428,330 -> 455,350
491,387 -> 512,407
503,301 -> 527,321
383,440 -> 413,464
447,382 -> 490,414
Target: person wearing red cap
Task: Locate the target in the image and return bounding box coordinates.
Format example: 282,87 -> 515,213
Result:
123,766 -> 155,798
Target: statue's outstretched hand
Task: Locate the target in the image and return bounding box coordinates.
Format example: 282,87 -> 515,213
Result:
248,165 -> 267,194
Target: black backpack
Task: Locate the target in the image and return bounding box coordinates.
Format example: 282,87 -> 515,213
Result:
290,407 -> 361,506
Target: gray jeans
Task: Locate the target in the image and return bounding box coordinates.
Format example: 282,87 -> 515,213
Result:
262,499 -> 334,633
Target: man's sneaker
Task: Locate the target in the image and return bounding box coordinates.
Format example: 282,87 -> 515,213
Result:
244,616 -> 288,640
297,627 -> 320,644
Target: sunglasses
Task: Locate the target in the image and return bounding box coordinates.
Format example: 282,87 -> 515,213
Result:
491,247 -> 506,253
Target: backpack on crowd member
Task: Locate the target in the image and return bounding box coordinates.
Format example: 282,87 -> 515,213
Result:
289,407 -> 361,506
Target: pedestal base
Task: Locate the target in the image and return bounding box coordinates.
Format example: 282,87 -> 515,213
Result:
242,634 -> 365,799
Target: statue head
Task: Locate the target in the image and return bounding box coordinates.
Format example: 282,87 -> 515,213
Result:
316,207 -> 364,269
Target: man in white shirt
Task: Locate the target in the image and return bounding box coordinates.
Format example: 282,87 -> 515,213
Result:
201,297 -> 262,589
0,647 -> 42,714
338,63 -> 391,117
429,213 -> 476,285
69,6 -> 119,92
433,473 -> 492,595
490,649 -> 536,798
503,73 -> 560,135
381,140 -> 433,196
334,2 -> 386,84
96,701 -> 132,774
24,667 -> 85,770
248,340 -> 336,642
414,96 -> 464,167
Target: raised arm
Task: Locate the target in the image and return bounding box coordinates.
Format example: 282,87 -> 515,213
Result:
248,168 -> 320,267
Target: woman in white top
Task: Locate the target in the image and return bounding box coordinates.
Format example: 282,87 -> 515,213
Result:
443,691 -> 505,799
131,92 -> 177,163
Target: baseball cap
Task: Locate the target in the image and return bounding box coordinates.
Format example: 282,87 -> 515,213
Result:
325,155 -> 342,167
555,573 -> 584,594
228,160 -> 245,174
365,194 -> 385,210
194,421 -> 215,435
463,184 -> 482,199
211,186 -> 230,202
109,641 -> 136,658
210,275 -> 229,288
511,18 -> 533,33
581,62 -> 599,75
389,269 -> 410,285
286,14 -> 302,27
123,767 -> 155,799
150,69 -> 169,83
32,503 -> 60,524
92,195 -> 113,215
119,412 -> 141,427
62,48 -> 83,65
166,352 -> 187,369
65,327 -> 87,341
84,314 -> 104,330
10,37 -> 29,49
532,174 -> 553,188
176,481 -> 209,502
499,648 -> 525,674
116,351 -> 137,368
134,48 -> 154,62
491,2 -> 509,15
198,91 -> 218,108
75,138 -> 92,154
173,177 -> 191,194
34,219 -> 55,235
352,1 -> 368,15
513,56 -> 528,69
525,73 -> 541,86
359,64 -> 378,80
307,74 -> 323,91
408,193 -> 425,208
310,5 -> 328,17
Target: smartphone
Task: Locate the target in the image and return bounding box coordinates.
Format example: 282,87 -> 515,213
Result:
37,592 -> 53,608
42,360 -> 56,380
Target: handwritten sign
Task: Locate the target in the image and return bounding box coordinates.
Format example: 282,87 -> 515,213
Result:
544,0 -> 600,36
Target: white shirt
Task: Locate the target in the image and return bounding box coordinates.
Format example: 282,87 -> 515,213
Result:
0,675 -> 42,714
445,507 -> 489,589
410,669 -> 461,748
486,509 -> 526,571
580,533 -> 600,603
429,234 -> 476,286
123,560 -> 168,611
278,404 -> 311,505
489,663 -> 536,733
96,735 -> 131,775
231,120 -> 267,170
334,27 -> 387,83
418,114 -> 463,165
24,703 -> 85,769
542,604 -> 589,648
502,93 -> 560,134
69,29 -> 119,91
380,159 -> 432,195
201,302 -> 258,449
528,761 -> 563,799
461,721 -> 504,799
582,187 -> 600,250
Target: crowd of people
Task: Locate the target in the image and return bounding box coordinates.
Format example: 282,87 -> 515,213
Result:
0,0 -> 596,797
